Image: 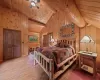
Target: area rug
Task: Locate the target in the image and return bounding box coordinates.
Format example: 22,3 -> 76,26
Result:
58,67 -> 100,80
28,54 -> 100,80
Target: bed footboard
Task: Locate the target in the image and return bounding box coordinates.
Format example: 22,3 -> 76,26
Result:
34,51 -> 77,80
34,51 -> 54,80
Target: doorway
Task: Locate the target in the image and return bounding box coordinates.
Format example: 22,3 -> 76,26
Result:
43,35 -> 49,47
3,29 -> 21,61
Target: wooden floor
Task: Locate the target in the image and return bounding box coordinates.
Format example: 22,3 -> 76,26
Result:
0,55 -> 75,80
0,55 -> 94,80
0,56 -> 49,80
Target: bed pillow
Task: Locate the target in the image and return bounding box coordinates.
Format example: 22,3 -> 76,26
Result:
59,43 -> 64,48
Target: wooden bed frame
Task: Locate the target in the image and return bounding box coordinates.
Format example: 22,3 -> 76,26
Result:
34,39 -> 77,80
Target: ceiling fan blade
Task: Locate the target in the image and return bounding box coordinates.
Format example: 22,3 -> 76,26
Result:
37,0 -> 40,2
30,5 -> 33,8
36,6 -> 39,9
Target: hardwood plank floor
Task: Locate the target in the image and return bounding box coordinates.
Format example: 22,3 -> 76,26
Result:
0,55 -> 99,80
0,56 -> 49,80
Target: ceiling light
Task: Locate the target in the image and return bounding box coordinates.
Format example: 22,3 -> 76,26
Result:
31,1 -> 36,6
26,0 -> 40,8
32,0 -> 39,3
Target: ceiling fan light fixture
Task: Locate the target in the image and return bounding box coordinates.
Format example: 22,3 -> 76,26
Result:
37,0 -> 40,3
32,0 -> 40,3
27,0 -> 40,8
31,1 -> 36,7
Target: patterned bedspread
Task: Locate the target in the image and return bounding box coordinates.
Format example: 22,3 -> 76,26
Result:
36,46 -> 75,72
37,45 -> 75,64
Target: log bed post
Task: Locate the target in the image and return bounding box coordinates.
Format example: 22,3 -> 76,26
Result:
49,59 -> 54,80
34,59 -> 36,65
34,51 -> 37,65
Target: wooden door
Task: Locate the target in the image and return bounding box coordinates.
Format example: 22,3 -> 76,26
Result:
3,29 -> 21,60
43,35 -> 49,47
13,31 -> 21,58
3,29 -> 13,60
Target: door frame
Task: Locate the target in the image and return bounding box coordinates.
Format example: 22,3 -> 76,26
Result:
3,28 -> 21,60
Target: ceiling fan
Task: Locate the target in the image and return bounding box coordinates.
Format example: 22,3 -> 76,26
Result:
26,0 -> 40,9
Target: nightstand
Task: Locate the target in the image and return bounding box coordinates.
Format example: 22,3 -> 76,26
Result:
78,51 -> 97,79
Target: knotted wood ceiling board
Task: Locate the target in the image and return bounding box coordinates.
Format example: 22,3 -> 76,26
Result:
75,0 -> 100,28
0,0 -> 54,24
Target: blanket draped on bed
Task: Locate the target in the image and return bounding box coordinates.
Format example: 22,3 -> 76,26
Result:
36,45 -> 75,72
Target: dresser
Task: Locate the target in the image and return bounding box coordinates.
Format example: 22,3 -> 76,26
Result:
78,51 -> 97,79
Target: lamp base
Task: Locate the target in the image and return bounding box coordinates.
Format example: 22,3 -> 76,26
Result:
86,48 -> 88,52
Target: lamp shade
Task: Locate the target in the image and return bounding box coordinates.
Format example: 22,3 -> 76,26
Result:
31,1 -> 36,6
89,36 -> 94,43
80,36 -> 94,43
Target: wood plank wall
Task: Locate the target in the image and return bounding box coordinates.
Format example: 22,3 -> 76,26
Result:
40,10 -> 100,70
0,6 -> 28,62
40,11 -> 80,53
80,25 -> 100,69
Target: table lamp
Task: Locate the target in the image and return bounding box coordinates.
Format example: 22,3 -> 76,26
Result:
80,35 -> 94,52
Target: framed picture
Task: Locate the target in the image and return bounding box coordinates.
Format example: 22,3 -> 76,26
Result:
59,23 -> 75,38
28,35 -> 38,42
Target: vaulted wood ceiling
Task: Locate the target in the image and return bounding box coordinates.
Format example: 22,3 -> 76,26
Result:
43,0 -> 86,27
1,0 -> 100,31
0,0 -> 54,24
75,0 -> 100,28
28,20 -> 44,33
0,0 -> 86,28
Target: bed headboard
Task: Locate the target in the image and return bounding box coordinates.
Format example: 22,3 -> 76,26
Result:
57,39 -> 76,50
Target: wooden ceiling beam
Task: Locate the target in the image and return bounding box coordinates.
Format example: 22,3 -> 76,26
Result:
28,18 -> 46,27
75,0 -> 100,28
28,29 -> 40,33
66,0 -> 86,27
